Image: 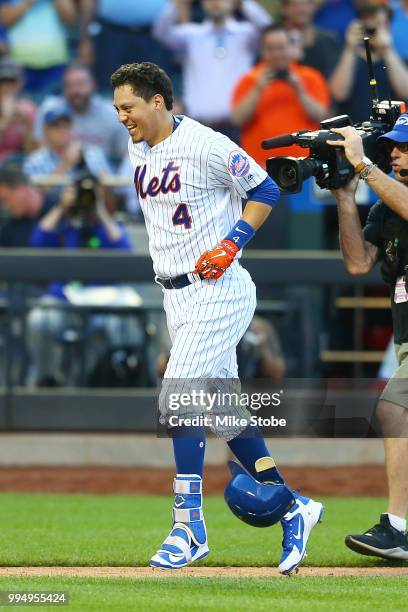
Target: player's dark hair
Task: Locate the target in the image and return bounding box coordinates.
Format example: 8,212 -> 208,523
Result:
111,62 -> 173,110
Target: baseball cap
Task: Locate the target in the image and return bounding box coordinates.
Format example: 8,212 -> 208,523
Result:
44,105 -> 72,125
0,58 -> 22,82
377,114 -> 408,144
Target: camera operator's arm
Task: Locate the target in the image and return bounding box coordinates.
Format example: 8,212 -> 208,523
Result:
331,175 -> 379,274
287,72 -> 329,123
231,68 -> 272,127
329,20 -> 360,102
328,126 -> 408,221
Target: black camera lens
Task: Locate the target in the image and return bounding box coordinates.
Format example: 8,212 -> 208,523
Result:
365,27 -> 376,36
278,165 -> 297,189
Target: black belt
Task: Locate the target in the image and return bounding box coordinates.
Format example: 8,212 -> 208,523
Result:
155,273 -> 193,290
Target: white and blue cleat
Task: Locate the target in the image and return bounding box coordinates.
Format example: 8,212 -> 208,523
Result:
279,494 -> 324,575
149,474 -> 209,570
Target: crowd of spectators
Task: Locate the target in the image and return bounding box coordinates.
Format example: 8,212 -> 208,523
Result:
0,0 -> 407,182
0,0 -> 407,386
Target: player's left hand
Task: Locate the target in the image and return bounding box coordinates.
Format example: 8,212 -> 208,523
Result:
327,126 -> 365,168
194,240 -> 239,279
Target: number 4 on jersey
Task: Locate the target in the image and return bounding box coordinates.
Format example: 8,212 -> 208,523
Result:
172,203 -> 192,229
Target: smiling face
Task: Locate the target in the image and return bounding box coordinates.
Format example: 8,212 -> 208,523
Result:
113,84 -> 167,145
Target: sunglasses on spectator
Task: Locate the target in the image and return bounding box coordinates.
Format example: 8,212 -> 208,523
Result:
384,142 -> 408,154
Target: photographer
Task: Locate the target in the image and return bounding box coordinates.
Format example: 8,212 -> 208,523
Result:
328,116 -> 408,560
232,23 -> 330,167
330,2 -> 408,122
26,182 -> 134,387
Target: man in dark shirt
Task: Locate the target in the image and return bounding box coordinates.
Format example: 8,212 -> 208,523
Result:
281,0 -> 342,79
330,2 -> 408,123
328,114 -> 408,561
0,167 -> 49,246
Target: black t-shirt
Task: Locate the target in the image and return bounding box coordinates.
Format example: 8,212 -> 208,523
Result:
303,29 -> 342,79
0,197 -> 53,247
0,217 -> 38,247
338,55 -> 401,123
363,200 -> 408,344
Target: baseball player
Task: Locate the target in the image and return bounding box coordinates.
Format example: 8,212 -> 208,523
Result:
112,62 -> 323,574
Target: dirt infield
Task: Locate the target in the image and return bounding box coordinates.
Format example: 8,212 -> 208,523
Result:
0,465 -> 387,496
0,566 -> 405,578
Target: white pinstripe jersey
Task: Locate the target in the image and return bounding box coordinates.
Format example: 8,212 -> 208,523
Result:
127,116 -> 267,277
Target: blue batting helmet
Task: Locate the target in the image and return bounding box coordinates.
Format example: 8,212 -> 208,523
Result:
224,461 -> 295,527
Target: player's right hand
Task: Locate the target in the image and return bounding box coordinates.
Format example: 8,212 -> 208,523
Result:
194,240 -> 239,280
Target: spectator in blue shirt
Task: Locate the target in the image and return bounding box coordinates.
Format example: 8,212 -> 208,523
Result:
330,2 -> 408,123
313,0 -> 357,40
0,0 -> 77,96
33,64 -> 128,165
24,104 -> 112,182
79,0 -> 172,91
391,0 -> 408,62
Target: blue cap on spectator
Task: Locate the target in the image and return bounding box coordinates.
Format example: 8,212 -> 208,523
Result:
377,114 -> 408,143
44,106 -> 72,125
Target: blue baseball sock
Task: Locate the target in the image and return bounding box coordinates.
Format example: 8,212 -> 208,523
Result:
227,425 -> 285,484
171,426 -> 206,477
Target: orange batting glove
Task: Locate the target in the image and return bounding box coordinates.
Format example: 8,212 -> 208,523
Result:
194,240 -> 239,279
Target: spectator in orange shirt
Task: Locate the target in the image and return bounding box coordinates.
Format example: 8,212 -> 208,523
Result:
231,24 -> 331,167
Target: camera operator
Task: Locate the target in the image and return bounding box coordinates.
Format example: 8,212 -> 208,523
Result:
26,182 -> 135,387
328,116 -> 408,560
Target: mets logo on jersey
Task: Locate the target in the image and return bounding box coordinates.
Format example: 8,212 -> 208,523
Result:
134,161 -> 181,199
228,150 -> 250,177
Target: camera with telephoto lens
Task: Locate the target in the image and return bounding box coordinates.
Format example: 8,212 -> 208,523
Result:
69,154 -> 98,220
263,37 -> 406,194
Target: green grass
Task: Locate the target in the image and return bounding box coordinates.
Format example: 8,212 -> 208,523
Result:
0,577 -> 406,611
0,494 -> 406,610
0,493 -> 400,567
